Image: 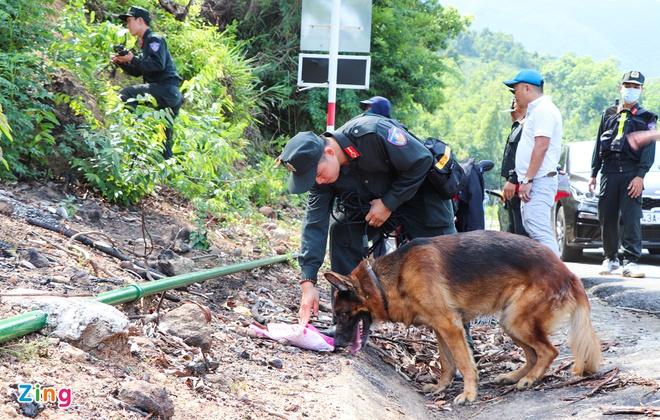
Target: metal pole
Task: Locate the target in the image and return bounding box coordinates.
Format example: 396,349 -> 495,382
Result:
326,0 -> 341,132
0,253 -> 295,344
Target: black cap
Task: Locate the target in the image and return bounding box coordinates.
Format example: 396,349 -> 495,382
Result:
278,132 -> 325,194
119,6 -> 151,25
622,70 -> 645,85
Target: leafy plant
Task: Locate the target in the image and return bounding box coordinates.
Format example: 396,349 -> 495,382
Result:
60,195 -> 79,218
0,104 -> 11,141
189,206 -> 212,250
71,100 -> 171,205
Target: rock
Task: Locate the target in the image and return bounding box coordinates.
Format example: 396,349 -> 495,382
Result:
42,185 -> 63,201
157,250 -> 195,276
17,401 -> 41,418
56,206 -> 69,219
205,374 -> 232,387
271,228 -> 289,241
0,200 -> 14,216
118,381 -> 174,420
262,222 -> 277,231
172,240 -> 192,254
70,269 -> 92,286
25,249 -> 50,268
274,245 -> 288,255
103,208 -> 117,221
7,289 -> 129,353
232,248 -> 242,257
130,336 -> 157,351
158,303 -> 213,351
268,358 -> 283,369
185,360 -> 215,375
58,342 -> 87,363
129,336 -> 162,358
258,206 -> 276,219
79,203 -> 102,224
151,235 -> 168,247
170,225 -> 193,242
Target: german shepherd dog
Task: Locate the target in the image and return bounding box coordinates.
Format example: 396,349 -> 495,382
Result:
324,230 -> 602,405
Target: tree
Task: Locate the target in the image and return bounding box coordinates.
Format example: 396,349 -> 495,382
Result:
202,0 -> 468,142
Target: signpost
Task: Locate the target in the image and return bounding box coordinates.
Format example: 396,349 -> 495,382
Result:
298,54 -> 371,89
299,0 -> 372,131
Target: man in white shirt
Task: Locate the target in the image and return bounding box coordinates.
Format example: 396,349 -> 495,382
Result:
504,69 -> 562,255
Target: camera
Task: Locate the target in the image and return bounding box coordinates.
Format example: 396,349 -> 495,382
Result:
113,44 -> 129,56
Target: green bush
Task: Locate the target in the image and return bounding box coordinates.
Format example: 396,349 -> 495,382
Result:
71,100 -> 171,205
0,52 -> 57,178
0,0 -> 57,178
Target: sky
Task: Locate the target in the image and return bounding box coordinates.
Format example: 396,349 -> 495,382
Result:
443,0 -> 660,77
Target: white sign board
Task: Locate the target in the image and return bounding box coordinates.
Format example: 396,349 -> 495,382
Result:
300,0 -> 372,53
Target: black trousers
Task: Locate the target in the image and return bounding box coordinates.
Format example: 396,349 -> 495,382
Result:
598,172 -> 643,262
328,210 -> 456,276
120,83 -> 183,158
505,196 -> 528,236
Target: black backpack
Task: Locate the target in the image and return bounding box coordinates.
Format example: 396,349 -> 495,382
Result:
423,137 -> 469,199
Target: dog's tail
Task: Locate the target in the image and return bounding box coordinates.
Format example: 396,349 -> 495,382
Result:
568,278 -> 602,376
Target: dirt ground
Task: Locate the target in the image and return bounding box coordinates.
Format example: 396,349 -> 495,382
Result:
0,181 -> 659,419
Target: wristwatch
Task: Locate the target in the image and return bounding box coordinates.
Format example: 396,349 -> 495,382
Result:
520,176 -> 532,185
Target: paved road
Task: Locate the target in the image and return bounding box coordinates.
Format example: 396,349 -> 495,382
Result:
566,249 -> 660,312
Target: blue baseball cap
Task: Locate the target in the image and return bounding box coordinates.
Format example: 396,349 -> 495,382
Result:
360,96 -> 391,118
503,69 -> 544,88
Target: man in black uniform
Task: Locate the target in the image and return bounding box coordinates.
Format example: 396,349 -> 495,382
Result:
278,115 -> 456,326
589,71 -> 657,277
112,6 -> 183,158
500,98 -> 528,236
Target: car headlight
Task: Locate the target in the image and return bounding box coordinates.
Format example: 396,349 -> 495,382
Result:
571,182 -> 598,204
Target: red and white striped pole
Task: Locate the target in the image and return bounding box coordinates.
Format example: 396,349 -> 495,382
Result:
326,0 -> 341,132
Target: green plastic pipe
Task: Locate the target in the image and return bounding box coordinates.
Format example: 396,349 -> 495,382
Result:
0,253 -> 295,344
0,310 -> 48,344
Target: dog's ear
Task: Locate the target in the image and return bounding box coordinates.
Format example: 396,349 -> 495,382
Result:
323,272 -> 355,293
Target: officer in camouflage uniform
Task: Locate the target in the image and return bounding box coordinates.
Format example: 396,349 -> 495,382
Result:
278,114 -> 456,326
112,6 -> 183,158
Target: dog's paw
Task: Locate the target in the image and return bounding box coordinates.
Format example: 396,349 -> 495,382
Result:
493,373 -> 517,385
453,389 -> 477,405
515,376 -> 536,390
422,383 -> 448,395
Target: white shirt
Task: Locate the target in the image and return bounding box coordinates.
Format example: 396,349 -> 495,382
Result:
515,95 -> 563,179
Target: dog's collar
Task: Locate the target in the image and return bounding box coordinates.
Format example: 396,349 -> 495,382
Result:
364,259 -> 389,316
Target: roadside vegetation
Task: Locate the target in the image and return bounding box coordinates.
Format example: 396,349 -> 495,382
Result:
2,0 -> 658,218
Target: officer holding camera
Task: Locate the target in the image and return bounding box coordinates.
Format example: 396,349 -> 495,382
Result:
589,71 -> 657,277
112,6 -> 183,158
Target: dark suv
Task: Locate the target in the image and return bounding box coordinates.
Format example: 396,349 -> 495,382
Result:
553,140 -> 660,261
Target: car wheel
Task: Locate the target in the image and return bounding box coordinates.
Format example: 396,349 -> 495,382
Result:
556,206 -> 582,262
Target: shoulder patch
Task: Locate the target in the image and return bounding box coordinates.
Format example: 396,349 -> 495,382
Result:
149,41 -> 161,52
386,127 -> 408,146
